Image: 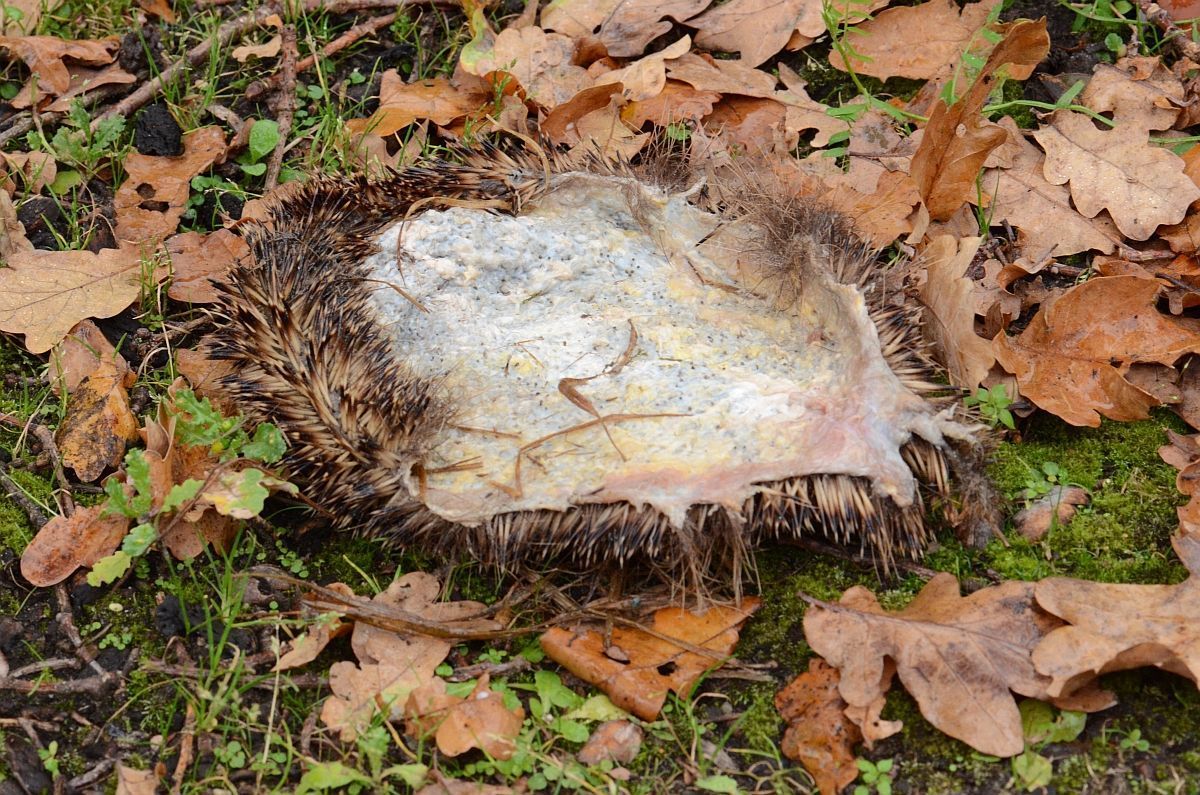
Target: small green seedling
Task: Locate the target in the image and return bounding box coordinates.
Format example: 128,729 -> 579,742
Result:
237,119 -> 280,177
1019,461 -> 1065,503
854,757 -> 894,795
1011,700 -> 1087,791
1117,728 -> 1150,752
964,384 -> 1016,430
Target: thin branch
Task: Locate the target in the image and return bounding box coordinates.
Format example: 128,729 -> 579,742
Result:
1136,0 -> 1200,61
245,10 -> 399,101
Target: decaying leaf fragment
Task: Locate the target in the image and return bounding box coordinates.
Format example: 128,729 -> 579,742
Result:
993,275 -> 1200,427
1032,535 -> 1200,697
405,674 -> 525,759
802,575 -> 1110,758
56,358 -> 139,482
775,659 -> 862,795
540,599 -> 759,720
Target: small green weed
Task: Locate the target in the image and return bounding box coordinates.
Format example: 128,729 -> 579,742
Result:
87,389 -> 289,586
853,757 -> 894,795
964,384 -> 1016,430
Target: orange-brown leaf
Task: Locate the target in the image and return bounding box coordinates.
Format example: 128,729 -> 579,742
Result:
540,599 -> 759,720
20,504 -> 130,587
56,360 -> 139,482
993,275 -> 1200,426
1033,535 -> 1200,696
803,575 -> 1109,758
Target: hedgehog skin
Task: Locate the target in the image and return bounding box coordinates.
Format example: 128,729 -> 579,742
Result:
209,149 -> 979,576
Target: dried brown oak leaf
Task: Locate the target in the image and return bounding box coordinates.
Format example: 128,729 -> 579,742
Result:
666,51 -> 778,98
623,79 -> 721,128
993,275 -> 1200,427
19,503 -> 130,587
1159,429 -> 1200,536
829,0 -> 1002,80
114,126 -> 227,246
540,0 -> 711,58
405,673 -> 525,760
1033,534 -> 1200,697
321,574 -> 501,741
910,19 -> 1050,221
165,229 -> 249,303
0,244 -> 144,354
775,659 -> 862,795
56,358 -> 139,482
540,598 -> 759,720
346,71 -> 489,137
802,575 -> 1110,758
594,36 -> 691,102
274,583 -> 355,671
978,117 -> 1122,257
0,35 -> 117,106
921,235 -> 995,389
686,0 -> 823,68
460,25 -> 590,109
1034,110 -> 1200,240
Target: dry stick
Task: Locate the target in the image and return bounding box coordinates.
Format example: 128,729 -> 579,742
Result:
245,9 -> 398,100
91,0 -> 443,132
0,82 -> 130,148
263,23 -> 298,191
1136,0 -> 1200,61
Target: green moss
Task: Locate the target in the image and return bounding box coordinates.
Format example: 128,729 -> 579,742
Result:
737,683 -> 784,753
986,412 -> 1187,584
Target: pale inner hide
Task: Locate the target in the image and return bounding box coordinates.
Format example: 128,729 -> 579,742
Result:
363,175 -> 954,528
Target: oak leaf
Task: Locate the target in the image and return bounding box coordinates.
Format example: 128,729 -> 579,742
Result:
686,0 -> 824,68
320,575 -> 501,741
829,0 -> 1002,80
623,79 -> 720,128
346,72 -> 489,137
704,96 -> 793,156
1034,111 -> 1200,240
540,0 -> 711,58
978,117 -> 1122,257
802,575 -> 1109,757
405,674 -> 525,760
775,659 -> 862,795
540,599 -> 759,720
19,504 -> 130,587
0,35 -> 117,106
993,275 -> 1200,426
0,244 -> 144,353
666,51 -> 778,98
577,720 -> 643,765
47,318 -> 131,395
910,19 -> 1049,220
114,126 -> 227,246
921,235 -> 994,389
165,229 -> 249,303
41,62 -> 136,113
1032,535 -> 1200,697
460,25 -> 590,109
594,36 -> 690,101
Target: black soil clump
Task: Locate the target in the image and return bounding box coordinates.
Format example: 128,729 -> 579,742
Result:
134,102 -> 183,157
